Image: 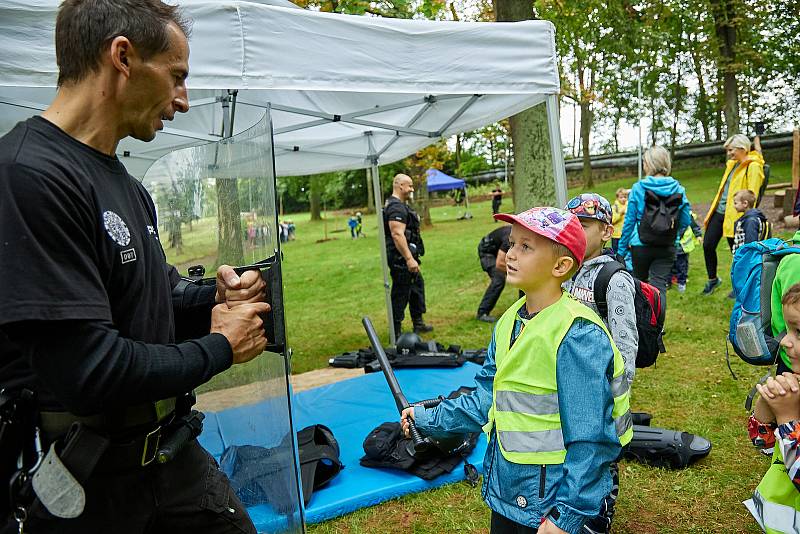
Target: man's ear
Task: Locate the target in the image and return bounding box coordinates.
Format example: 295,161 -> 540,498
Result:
553,255 -> 575,279
109,36 -> 133,77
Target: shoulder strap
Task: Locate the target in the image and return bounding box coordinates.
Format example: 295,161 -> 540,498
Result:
593,261 -> 626,318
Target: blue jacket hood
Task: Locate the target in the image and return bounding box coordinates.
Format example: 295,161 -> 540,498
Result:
639,176 -> 685,196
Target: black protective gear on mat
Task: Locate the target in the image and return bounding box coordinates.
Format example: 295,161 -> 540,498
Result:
623,425 -> 712,469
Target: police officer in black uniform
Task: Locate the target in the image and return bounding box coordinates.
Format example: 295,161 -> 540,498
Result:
0,1 -> 269,532
384,174 -> 434,338
476,225 -> 511,323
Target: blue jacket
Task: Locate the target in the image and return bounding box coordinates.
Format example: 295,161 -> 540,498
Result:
413,304 -> 621,533
617,176 -> 692,257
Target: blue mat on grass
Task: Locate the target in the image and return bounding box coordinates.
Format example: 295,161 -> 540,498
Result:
198,363 -> 486,529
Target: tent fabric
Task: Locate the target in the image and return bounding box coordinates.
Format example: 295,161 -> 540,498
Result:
426,168 -> 466,192
0,0 -> 559,178
198,363 -> 488,527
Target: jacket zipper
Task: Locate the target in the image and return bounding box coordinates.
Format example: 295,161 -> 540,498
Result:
539,465 -> 546,498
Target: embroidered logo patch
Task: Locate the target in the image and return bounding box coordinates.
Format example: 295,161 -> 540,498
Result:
516,495 -> 527,508
120,248 -> 137,264
103,211 -> 130,247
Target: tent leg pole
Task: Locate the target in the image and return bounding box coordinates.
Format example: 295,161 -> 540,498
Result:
371,164 -> 396,346
546,95 -> 568,208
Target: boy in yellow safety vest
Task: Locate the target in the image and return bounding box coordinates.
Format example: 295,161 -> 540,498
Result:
401,207 -> 632,534
746,282 -> 800,532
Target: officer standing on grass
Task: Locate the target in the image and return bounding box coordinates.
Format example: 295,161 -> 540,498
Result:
476,225 -> 511,323
384,174 -> 434,338
0,1 -> 268,532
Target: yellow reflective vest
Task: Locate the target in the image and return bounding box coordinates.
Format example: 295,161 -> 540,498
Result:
704,151 -> 766,238
745,442 -> 800,533
483,293 -> 633,464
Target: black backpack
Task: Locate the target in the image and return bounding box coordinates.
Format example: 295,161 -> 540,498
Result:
593,260 -> 666,368
638,190 -> 683,246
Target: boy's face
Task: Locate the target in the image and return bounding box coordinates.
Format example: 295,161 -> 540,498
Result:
505,225 -> 571,293
781,302 -> 800,371
579,219 -> 613,260
616,192 -> 628,204
733,194 -> 749,213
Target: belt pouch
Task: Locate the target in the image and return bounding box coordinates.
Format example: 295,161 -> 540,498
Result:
31,423 -> 109,518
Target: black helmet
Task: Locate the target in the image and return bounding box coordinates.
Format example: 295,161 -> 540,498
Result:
396,332 -> 422,353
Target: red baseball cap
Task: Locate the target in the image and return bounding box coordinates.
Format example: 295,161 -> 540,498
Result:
494,207 -> 586,265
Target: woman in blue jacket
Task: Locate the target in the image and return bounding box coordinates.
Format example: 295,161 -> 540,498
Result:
617,145 -> 692,293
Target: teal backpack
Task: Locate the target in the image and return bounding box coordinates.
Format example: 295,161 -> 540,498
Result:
729,238 -> 800,366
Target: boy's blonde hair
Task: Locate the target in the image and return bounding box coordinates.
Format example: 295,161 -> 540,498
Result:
734,189 -> 756,209
615,187 -> 628,197
782,283 -> 800,307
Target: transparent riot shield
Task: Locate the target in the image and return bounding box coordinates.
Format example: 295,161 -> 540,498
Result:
143,109 -> 303,534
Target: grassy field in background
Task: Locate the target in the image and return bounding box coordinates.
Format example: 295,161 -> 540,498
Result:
163,159 -> 793,532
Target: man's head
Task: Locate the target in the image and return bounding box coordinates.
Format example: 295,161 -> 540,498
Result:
393,174 -> 414,201
55,0 -> 192,141
733,189 -> 756,213
494,207 -> 585,292
781,283 -> 800,371
565,193 -> 613,261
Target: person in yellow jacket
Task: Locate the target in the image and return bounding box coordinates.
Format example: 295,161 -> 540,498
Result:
610,188 -> 628,253
401,207 -> 632,534
746,282 -> 800,532
701,134 -> 765,295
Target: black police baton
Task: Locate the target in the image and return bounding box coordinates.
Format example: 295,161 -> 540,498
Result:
156,410 -> 205,464
362,317 -> 430,453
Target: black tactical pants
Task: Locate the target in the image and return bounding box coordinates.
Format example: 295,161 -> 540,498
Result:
5,440 -> 255,534
477,258 -> 506,316
390,265 -> 426,325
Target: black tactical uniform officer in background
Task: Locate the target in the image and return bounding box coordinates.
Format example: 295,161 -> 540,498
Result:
0,1 -> 269,532
384,174 -> 434,338
476,225 -> 511,323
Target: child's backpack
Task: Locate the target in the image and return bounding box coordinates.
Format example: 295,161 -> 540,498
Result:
638,190 -> 683,247
729,238 -> 800,365
755,163 -> 770,208
593,260 -> 666,368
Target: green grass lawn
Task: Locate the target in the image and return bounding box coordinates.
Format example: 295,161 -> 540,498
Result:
163,160 -> 793,532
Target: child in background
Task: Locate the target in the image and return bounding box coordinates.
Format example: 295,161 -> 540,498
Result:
745,282 -> 800,531
402,207 -> 632,534
671,212 -> 703,293
732,189 -> 771,254
348,214 -> 358,239
610,188 -> 628,253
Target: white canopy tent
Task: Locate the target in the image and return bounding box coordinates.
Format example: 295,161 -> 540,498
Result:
0,0 -> 566,338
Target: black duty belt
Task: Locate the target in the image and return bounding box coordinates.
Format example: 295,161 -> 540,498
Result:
39,398 -> 177,441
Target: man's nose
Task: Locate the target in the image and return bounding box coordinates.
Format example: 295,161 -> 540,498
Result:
174,85 -> 190,114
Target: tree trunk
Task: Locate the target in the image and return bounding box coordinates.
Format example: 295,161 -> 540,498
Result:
455,134 -> 462,172
216,178 -> 244,266
366,168 -> 375,214
411,173 -> 432,228
309,175 -> 322,221
670,65 -> 683,158
710,0 -> 740,137
689,36 -> 712,142
495,0 -> 556,209
580,100 -> 592,188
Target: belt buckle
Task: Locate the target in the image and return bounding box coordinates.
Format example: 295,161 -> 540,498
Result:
141,425 -> 161,467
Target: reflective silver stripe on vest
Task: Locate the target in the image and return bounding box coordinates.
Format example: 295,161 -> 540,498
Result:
610,375 -> 629,398
747,489 -> 800,533
495,391 -> 559,415
498,428 -> 565,454
615,410 -> 633,437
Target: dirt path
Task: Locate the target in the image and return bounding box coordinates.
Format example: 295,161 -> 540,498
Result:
196,366 -> 363,412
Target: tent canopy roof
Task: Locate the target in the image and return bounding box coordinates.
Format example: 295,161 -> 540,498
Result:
0,0 -> 560,178
425,169 -> 465,192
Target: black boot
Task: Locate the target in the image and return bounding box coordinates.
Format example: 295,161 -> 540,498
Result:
393,321 -> 403,339
412,317 -> 433,334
